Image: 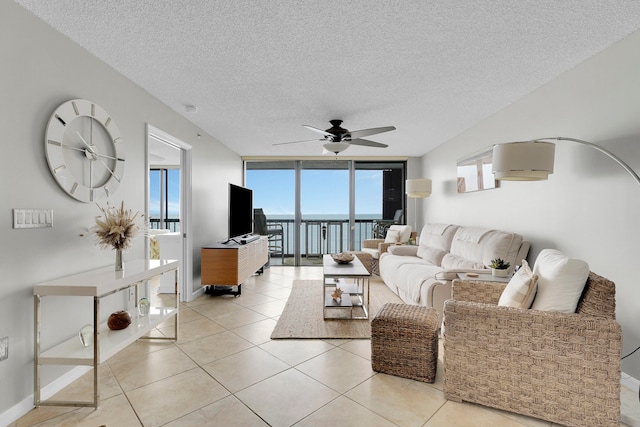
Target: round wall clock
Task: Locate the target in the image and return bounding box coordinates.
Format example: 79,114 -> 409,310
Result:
45,99 -> 125,202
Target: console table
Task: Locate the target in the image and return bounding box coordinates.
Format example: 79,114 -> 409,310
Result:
201,236 -> 268,296
33,259 -> 179,408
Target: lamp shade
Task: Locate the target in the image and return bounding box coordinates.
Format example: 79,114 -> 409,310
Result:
323,142 -> 349,154
406,178 -> 432,198
492,141 -> 555,181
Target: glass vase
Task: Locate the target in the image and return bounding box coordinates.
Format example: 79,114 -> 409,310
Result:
115,248 -> 123,271
138,297 -> 150,317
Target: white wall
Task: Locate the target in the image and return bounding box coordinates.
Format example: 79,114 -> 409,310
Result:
421,29 -> 640,378
0,1 -> 241,420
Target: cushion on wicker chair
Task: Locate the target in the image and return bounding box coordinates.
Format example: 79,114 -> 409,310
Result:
531,249 -> 589,313
384,228 -> 401,243
498,259 -> 537,309
385,225 -> 412,243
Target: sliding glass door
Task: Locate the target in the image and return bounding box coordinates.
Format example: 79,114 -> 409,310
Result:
299,160 -> 349,265
246,160 -> 406,266
246,161 -> 295,266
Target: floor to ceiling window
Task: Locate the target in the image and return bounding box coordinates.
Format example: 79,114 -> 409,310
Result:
246,160 -> 406,266
149,168 -> 181,232
300,160 -> 349,265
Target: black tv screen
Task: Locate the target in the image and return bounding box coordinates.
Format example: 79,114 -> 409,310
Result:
228,183 -> 253,239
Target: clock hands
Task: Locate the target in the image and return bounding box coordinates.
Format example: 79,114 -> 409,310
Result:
76,131 -> 121,184
57,140 -> 123,162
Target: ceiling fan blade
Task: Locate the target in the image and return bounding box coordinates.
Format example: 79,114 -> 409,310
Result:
303,125 -> 335,137
349,138 -> 388,148
273,138 -> 321,146
347,126 -> 396,139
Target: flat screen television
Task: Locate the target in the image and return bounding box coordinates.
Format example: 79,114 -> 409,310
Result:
228,183 -> 253,239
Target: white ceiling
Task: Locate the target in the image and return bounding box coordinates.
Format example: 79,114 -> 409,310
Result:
15,1 -> 640,158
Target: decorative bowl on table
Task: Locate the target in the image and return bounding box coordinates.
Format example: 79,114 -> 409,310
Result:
331,252 -> 354,264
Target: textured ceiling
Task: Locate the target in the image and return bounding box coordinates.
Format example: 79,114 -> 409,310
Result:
15,0 -> 640,157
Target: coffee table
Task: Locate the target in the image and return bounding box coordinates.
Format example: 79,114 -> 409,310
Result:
322,254 -> 371,320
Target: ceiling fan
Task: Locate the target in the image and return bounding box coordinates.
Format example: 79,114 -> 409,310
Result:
274,120 -> 396,154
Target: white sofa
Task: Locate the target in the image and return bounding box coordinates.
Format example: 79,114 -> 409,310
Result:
379,223 -> 530,322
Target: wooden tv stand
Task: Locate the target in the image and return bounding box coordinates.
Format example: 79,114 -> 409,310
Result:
201,236 -> 268,296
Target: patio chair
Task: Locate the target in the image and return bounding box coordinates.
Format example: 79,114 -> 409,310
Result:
372,209 -> 404,239
253,208 -> 284,263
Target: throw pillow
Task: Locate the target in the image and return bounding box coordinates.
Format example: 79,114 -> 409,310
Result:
530,249 -> 589,313
384,229 -> 401,243
388,225 -> 412,243
498,260 -> 538,309
416,246 -> 447,266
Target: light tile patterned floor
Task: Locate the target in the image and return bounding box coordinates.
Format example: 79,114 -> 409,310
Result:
12,267 -> 640,426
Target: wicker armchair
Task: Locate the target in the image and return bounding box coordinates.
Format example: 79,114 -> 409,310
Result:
362,231 -> 416,274
443,272 -> 622,427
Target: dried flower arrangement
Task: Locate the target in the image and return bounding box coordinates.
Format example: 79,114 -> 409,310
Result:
93,201 -> 142,250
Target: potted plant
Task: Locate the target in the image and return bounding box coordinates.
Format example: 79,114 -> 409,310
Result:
489,258 -> 510,277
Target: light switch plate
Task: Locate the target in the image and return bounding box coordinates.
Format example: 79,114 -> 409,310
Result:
0,336 -> 8,361
13,209 -> 53,229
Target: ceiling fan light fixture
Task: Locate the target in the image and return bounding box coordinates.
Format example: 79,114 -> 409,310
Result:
323,142 -> 349,154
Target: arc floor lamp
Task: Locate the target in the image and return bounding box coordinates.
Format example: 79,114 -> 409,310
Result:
406,178 -> 432,232
492,136 -> 640,402
492,136 -> 640,186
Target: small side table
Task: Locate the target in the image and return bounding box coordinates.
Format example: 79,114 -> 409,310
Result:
456,272 -> 511,283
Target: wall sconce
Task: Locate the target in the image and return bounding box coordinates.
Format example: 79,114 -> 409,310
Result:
492,137 -> 640,186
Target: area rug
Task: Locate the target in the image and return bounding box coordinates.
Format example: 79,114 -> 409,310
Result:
270,278 -> 403,339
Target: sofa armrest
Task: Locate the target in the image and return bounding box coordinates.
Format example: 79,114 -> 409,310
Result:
443,299 -> 622,426
362,239 -> 384,249
451,279 -> 506,304
386,245 -> 419,256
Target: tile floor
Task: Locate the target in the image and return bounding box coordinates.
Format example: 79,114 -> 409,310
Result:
12,267 -> 640,427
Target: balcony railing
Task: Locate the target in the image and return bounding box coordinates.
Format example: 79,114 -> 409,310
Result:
264,218 -> 386,265
149,217 -> 392,266
149,218 -> 181,232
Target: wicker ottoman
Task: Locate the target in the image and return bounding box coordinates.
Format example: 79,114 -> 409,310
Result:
371,303 -> 439,383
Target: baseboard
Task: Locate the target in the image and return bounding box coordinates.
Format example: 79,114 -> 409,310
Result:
622,372 -> 640,393
621,372 -> 640,427
0,366 -> 90,427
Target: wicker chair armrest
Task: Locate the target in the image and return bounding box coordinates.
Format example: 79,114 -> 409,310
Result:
451,279 -> 506,304
378,242 -> 394,254
362,239 -> 384,249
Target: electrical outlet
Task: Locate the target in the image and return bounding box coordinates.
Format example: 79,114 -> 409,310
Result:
0,336 -> 8,361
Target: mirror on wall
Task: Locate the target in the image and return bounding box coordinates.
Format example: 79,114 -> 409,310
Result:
456,147 -> 498,193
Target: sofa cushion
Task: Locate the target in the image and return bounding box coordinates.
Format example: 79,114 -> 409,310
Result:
419,224 -> 459,252
387,245 -> 419,257
530,249 -> 589,313
498,260 -> 537,309
441,253 -> 485,270
360,247 -> 380,259
417,246 -> 447,266
449,227 -> 524,275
